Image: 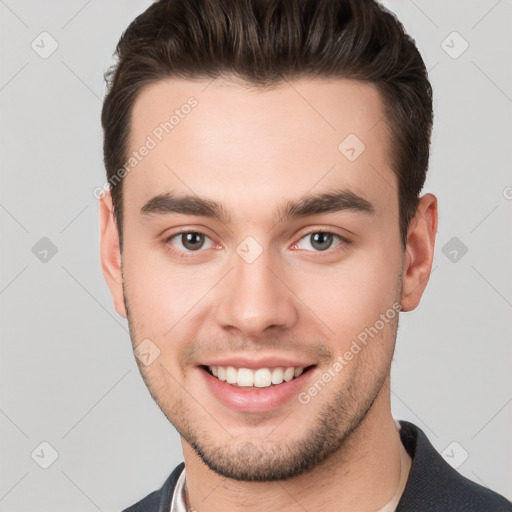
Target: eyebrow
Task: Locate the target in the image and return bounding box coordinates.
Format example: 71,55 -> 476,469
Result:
140,189 -> 375,224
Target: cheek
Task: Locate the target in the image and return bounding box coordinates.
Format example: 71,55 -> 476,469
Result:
121,247 -> 223,373
122,242 -> 204,328
292,249 -> 401,345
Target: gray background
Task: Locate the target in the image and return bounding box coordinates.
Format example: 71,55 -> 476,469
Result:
1,0 -> 511,510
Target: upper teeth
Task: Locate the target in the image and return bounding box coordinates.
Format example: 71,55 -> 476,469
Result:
209,366 -> 304,388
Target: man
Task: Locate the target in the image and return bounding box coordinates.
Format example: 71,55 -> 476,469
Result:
99,0 -> 512,510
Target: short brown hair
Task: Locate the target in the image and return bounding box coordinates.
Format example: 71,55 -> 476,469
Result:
101,0 -> 433,249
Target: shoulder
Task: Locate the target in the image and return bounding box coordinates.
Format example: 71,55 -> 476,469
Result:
397,421 -> 512,512
121,462 -> 185,512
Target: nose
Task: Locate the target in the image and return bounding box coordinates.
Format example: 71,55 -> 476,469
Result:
214,248 -> 299,338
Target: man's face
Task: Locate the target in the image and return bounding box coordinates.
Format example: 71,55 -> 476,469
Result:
113,78 -> 407,480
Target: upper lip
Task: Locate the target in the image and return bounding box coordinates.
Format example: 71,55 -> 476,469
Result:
200,356 -> 316,370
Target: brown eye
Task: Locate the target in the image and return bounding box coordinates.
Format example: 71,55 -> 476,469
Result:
293,231 -> 349,253
180,232 -> 205,251
309,232 -> 334,251
166,231 -> 215,254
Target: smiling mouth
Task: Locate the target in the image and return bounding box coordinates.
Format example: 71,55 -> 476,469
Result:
201,364 -> 315,388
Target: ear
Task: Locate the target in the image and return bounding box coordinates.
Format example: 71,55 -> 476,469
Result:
400,193 -> 438,312
99,191 -> 127,318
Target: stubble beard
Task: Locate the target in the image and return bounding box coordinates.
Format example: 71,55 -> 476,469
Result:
122,279 -> 399,482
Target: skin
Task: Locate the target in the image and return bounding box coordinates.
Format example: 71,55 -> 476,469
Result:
100,77 -> 437,511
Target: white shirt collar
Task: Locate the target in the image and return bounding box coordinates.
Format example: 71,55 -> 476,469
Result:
170,466 -> 187,512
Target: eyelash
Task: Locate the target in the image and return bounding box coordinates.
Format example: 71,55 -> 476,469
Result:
163,229 -> 351,257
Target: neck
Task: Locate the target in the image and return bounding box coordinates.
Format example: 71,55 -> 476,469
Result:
182,384 -> 411,512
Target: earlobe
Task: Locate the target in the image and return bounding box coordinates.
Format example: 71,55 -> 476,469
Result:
99,191 -> 127,318
400,193 -> 438,312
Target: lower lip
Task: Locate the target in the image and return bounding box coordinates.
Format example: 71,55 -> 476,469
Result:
199,366 -> 316,413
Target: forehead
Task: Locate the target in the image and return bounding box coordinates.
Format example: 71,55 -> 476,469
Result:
124,77 -> 396,223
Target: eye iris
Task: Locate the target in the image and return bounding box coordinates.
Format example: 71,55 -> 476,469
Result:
182,232 -> 204,251
311,232 -> 333,251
